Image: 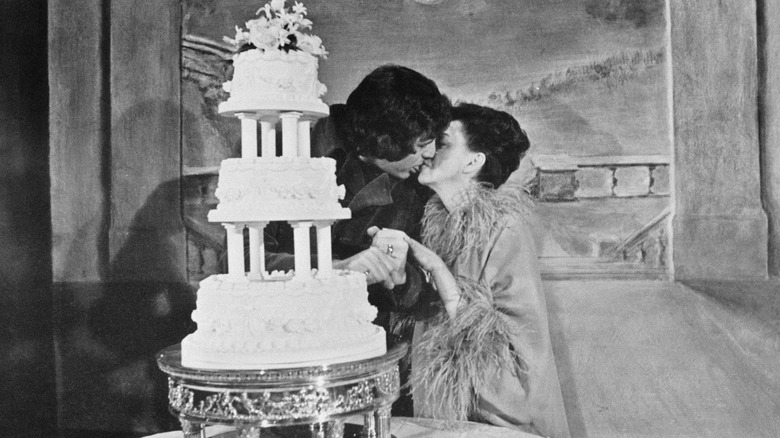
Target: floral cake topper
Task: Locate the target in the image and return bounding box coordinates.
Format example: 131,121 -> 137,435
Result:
224,0 -> 327,58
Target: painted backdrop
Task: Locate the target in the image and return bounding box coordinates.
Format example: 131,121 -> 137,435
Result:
182,0 -> 671,279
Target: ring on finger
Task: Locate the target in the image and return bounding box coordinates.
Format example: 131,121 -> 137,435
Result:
386,243 -> 394,256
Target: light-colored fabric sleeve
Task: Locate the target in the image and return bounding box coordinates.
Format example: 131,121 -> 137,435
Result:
470,218 -> 570,438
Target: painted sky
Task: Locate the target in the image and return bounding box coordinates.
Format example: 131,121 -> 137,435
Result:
184,0 -> 667,103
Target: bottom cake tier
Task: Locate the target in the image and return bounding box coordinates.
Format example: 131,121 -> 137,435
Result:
181,270 -> 387,369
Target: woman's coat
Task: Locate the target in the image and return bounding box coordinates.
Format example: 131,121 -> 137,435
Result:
410,182 -> 570,438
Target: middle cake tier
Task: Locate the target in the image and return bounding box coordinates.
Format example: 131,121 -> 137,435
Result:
208,156 -> 352,222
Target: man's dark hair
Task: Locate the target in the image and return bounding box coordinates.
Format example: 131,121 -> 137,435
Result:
341,65 -> 451,162
452,103 -> 530,188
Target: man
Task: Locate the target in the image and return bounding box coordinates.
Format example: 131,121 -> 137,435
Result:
260,64 -> 450,416
268,64 -> 451,306
317,65 -> 450,286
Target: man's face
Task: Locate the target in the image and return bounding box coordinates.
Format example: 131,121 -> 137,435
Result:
370,136 -> 437,179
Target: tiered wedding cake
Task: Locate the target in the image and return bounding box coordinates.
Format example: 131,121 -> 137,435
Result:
181,0 -> 386,369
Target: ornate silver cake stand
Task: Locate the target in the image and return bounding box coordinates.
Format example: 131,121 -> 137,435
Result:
156,343 -> 407,438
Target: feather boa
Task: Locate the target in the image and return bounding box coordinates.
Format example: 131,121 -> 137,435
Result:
420,181 -> 532,266
411,181 -> 534,421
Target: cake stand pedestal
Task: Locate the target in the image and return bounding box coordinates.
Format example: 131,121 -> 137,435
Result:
156,343 -> 407,438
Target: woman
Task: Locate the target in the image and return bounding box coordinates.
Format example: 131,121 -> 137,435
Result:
370,103 -> 570,437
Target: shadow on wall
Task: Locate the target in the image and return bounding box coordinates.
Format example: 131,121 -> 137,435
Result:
112,177 -> 195,433
102,177 -> 195,430
57,177 -> 198,433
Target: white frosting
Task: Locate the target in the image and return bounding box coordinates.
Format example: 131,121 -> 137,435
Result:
183,34 -> 387,369
207,157 -> 351,222
181,270 -> 386,369
221,49 -> 327,111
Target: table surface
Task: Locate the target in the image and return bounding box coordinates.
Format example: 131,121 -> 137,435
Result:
143,417 -> 538,438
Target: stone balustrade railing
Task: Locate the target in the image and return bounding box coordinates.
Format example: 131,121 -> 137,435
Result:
607,207 -> 671,268
528,154 -> 672,277
528,154 -> 671,201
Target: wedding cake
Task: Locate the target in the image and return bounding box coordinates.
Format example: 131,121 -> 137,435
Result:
181,0 -> 386,370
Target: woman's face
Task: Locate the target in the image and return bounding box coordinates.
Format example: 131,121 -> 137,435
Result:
418,121 -> 478,189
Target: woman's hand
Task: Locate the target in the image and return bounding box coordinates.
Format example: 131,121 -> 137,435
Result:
367,226 -> 409,287
402,235 -> 445,274
333,246 -> 396,288
404,236 -> 462,318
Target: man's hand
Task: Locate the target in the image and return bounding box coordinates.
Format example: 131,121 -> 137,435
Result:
332,247 -> 397,288
367,226 -> 409,287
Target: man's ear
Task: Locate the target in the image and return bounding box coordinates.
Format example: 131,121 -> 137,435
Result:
376,134 -> 395,156
463,152 -> 486,175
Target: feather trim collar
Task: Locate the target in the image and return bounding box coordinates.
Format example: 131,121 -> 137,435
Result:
421,181 -> 533,266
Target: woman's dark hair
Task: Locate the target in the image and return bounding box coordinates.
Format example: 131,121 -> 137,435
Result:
341,65 -> 451,162
452,103 -> 530,188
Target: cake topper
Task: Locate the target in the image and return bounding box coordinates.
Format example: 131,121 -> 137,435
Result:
224,0 -> 327,58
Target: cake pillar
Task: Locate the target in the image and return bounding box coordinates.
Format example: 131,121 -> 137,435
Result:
297,119 -> 311,158
315,221 -> 334,276
248,222 -> 268,276
260,119 -> 276,157
238,114 -> 258,158
291,221 -> 313,278
224,223 -> 245,275
280,112 -> 302,157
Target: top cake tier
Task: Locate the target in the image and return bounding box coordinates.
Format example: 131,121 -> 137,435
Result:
219,49 -> 329,116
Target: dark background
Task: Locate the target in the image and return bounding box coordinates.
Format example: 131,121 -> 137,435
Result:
0,0 -> 55,435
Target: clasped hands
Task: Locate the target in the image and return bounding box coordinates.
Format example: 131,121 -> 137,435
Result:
334,227 -> 460,317
333,226 -> 446,290
333,226 -> 408,289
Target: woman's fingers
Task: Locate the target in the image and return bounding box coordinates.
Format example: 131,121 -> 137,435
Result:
368,228 -> 410,288
338,247 -> 390,286
402,236 -> 442,273
372,230 -> 409,263
365,246 -> 396,273
404,235 -> 418,247
404,235 -> 426,255
370,229 -> 409,255
361,247 -> 396,287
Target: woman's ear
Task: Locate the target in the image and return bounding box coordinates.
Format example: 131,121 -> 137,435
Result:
463,152 -> 486,176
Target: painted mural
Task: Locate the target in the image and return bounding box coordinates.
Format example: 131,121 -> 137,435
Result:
182,0 -> 671,279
